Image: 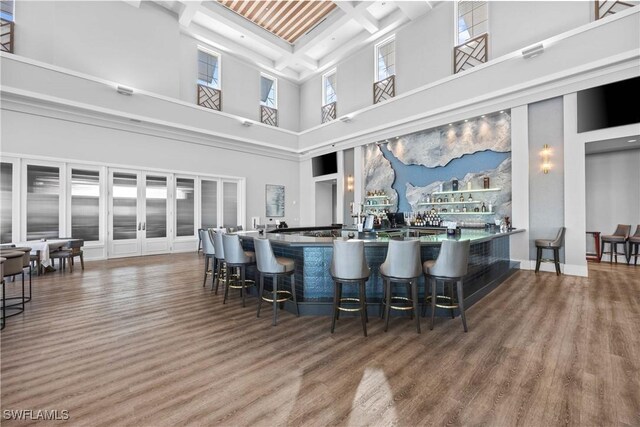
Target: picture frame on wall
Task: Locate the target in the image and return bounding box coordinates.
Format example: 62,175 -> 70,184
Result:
265,184 -> 285,217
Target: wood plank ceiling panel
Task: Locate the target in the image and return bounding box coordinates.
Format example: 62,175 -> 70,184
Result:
217,0 -> 337,43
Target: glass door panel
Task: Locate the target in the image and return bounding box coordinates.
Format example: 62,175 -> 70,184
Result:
223,181 -> 238,228
1,162 -> 13,243
176,178 -> 195,237
145,175 -> 167,239
26,165 -> 60,240
201,180 -> 218,229
112,172 -> 138,241
71,169 -> 100,242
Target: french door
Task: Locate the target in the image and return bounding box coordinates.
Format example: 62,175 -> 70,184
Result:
108,169 -> 171,258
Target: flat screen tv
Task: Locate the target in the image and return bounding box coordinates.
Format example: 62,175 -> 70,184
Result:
577,77 -> 640,133
312,152 -> 338,177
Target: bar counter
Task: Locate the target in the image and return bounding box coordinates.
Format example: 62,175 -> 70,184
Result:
237,228 -> 524,316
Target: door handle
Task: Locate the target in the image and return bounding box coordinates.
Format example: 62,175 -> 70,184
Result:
138,222 -> 141,231
142,222 -> 146,230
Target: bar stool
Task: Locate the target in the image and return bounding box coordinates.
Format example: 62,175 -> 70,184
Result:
254,237 -> 298,326
197,228 -> 206,254
380,239 -> 422,333
628,225 -> 640,265
0,250 -> 27,326
330,239 -> 370,337
200,229 -> 215,288
600,224 -> 631,264
212,230 -> 230,295
535,227 -> 566,275
1,257 -> 5,330
221,234 -> 255,307
4,247 -> 32,302
423,239 -> 471,332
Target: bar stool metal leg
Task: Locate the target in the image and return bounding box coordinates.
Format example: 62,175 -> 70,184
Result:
272,274 -> 278,326
430,278 -> 437,331
411,280 -> 420,334
456,280 -> 468,332
290,274 -> 299,317
256,272 -> 264,318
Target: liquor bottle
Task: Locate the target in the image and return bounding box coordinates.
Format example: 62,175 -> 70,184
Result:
468,194 -> 473,201
466,181 -> 472,190
462,206 -> 467,213
451,194 -> 455,203
459,194 -> 464,202
488,202 -> 493,213
444,196 -> 448,203
481,202 -> 487,212
452,179 -> 459,191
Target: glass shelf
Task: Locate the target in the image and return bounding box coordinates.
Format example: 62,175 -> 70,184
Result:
431,187 -> 501,196
364,195 -> 389,199
365,203 -> 392,207
437,212 -> 494,215
417,200 -> 481,206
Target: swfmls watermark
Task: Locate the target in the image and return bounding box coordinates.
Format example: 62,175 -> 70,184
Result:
3,409 -> 70,421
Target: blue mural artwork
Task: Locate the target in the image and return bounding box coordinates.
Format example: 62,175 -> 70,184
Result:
378,144 -> 510,212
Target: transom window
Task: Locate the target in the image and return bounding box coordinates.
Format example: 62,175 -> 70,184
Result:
1,0 -> 14,21
322,70 -> 337,106
197,49 -> 221,89
457,1 -> 488,45
375,36 -> 395,82
260,74 -> 277,109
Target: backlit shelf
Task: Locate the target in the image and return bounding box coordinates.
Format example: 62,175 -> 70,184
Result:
431,188 -> 501,196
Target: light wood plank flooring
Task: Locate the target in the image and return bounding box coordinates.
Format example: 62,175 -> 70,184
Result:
1,254 -> 639,426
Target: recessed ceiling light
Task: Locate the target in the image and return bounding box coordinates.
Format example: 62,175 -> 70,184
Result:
449,123 -> 452,126
464,119 -> 468,122
240,34 -> 245,38
628,139 -> 637,142
500,110 -> 505,113
481,115 -> 485,118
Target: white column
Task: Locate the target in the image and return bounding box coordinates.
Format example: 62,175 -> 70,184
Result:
509,105 -> 531,268
563,93 -> 588,277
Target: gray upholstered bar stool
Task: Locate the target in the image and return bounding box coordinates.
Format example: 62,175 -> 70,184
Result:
628,225 -> 640,265
0,250 -> 27,326
535,227 -> 566,275
600,224 -> 631,264
330,239 -> 370,336
222,234 -> 255,307
423,239 -> 471,332
380,239 -> 422,333
3,247 -> 32,302
212,230 -> 229,295
254,237 -> 298,326
200,229 -> 216,288
1,257 -> 5,330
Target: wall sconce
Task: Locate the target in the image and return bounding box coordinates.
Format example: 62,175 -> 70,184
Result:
541,144 -> 552,174
347,175 -> 354,192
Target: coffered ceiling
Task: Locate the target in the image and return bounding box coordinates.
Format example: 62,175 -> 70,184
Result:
151,0 -> 437,82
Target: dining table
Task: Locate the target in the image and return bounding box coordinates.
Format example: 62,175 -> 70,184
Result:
15,239 -> 70,272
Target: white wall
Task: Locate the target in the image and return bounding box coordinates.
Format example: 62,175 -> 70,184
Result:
13,1 -> 300,131
586,150 -> 640,235
0,108 -> 301,228
298,1 -> 597,129
490,1 -> 591,58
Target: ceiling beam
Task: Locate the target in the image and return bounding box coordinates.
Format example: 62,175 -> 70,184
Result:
201,1 -> 293,54
335,1 -> 379,34
179,1 -> 202,27
183,23 -> 300,81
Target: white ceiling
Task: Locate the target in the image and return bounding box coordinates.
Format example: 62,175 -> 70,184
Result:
586,135 -> 640,154
151,0 -> 437,82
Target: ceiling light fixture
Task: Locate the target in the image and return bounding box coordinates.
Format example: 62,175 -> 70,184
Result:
628,139 -> 637,142
522,43 -> 544,59
500,110 -> 505,114
116,85 -> 134,96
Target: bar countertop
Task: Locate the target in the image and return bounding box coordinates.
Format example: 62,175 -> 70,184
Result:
238,228 -> 524,247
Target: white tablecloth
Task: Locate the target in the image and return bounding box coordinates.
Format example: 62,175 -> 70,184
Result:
16,240 -> 69,267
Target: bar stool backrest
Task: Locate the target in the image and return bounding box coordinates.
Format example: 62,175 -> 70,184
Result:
253,238 -> 283,274
613,224 -> 632,239
212,230 -> 225,260
550,227 -> 566,248
10,247 -> 31,268
200,229 -> 215,255
0,257 -> 4,279
428,239 -> 471,279
380,239 -> 422,279
222,234 -> 250,264
331,239 -> 370,280
0,250 -> 24,276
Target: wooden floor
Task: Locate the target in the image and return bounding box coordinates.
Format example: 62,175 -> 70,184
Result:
1,254 -> 638,426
